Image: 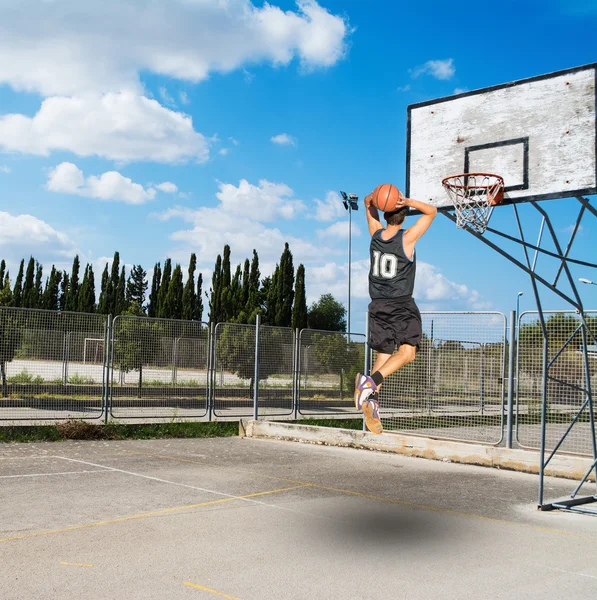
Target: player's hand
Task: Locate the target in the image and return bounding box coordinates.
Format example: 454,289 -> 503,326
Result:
395,190 -> 407,209
364,193 -> 373,208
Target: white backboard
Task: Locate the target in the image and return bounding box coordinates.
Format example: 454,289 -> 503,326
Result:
406,64 -> 597,208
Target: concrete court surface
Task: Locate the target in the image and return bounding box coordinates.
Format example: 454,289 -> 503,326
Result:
1,437 -> 596,600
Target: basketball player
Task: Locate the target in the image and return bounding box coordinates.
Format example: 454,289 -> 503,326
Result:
355,189 -> 437,434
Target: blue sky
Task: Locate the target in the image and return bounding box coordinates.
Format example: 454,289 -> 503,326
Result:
0,0 -> 595,332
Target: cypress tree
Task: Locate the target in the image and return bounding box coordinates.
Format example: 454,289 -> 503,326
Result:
33,262 -> 43,309
264,268 -> 279,325
66,255 -> 80,311
241,259 -> 250,306
126,265 -> 148,310
276,243 -> 294,327
147,262 -> 161,318
227,264 -> 242,321
292,264 -> 308,330
0,260 -> 5,287
247,250 -> 260,320
59,272 -> 69,311
77,264 -> 96,313
98,263 -> 110,314
22,257 -> 35,308
115,266 -> 127,316
108,252 -> 121,315
222,245 -> 231,289
163,264 -> 184,319
0,273 -> 12,306
43,267 -> 61,311
209,254 -> 222,323
195,273 -> 203,322
182,253 -> 196,321
157,258 -> 172,318
12,259 -> 24,308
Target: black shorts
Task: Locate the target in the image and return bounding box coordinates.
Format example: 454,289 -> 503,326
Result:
368,297 -> 422,354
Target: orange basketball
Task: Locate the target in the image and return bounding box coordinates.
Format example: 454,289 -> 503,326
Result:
371,183 -> 400,212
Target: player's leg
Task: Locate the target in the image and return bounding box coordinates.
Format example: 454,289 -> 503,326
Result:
376,343 -> 416,379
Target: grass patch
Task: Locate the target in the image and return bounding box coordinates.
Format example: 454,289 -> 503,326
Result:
0,420 -> 238,443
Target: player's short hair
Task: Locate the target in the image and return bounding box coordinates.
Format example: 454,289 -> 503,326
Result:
384,207 -> 407,225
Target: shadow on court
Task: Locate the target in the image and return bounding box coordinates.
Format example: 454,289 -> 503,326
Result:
1,436 -> 596,600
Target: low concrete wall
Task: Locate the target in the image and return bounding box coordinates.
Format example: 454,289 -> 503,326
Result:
240,420 -> 595,482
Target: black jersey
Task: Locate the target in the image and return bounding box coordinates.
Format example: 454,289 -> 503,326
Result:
368,228 -> 416,299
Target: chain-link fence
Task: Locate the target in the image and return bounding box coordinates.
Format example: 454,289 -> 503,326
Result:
297,330 -> 366,415
516,310 -> 597,455
380,312 -> 507,445
109,316 -> 209,419
0,307 -> 107,421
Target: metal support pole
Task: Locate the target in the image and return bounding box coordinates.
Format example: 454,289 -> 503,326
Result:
363,311 -> 370,431
347,206 -> 352,337
506,310 -> 516,449
104,316 -> 113,424
207,322 -> 215,422
253,314 -> 261,421
293,328 -> 300,420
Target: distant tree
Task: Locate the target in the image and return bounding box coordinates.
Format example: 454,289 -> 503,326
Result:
97,263 -> 110,314
241,258 -> 250,306
43,266 -> 61,311
0,260 -> 5,287
264,269 -> 279,325
32,261 -> 43,309
107,251 -> 120,315
182,254 -> 197,321
275,243 -> 294,327
292,264 -> 308,330
115,303 -> 160,397
66,255 -> 80,312
126,264 -> 148,311
59,272 -> 70,312
308,294 -> 346,332
21,257 -> 35,308
12,259 -> 24,308
195,273 -> 203,322
0,274 -> 13,307
0,310 -> 21,397
147,262 -> 161,317
163,264 -> 184,319
157,258 -> 172,318
77,265 -> 96,313
209,253 -> 222,323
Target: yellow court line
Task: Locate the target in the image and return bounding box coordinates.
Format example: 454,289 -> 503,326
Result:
0,485 -> 305,545
124,449 -> 597,542
60,562 -> 94,568
184,582 -> 241,599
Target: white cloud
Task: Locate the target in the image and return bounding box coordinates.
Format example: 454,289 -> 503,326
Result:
219,148 -> 230,156
179,91 -> 190,105
0,212 -> 76,259
0,165 -> 10,174
271,133 -> 297,146
0,0 -> 350,97
453,87 -> 467,95
215,179 -> 306,221
159,86 -> 176,107
229,137 -> 240,146
0,92 -> 209,163
47,162 -> 157,205
312,191 -> 349,221
155,182 -> 178,194
412,58 -> 455,80
317,221 -> 361,239
153,178 -> 325,271
397,84 -> 411,92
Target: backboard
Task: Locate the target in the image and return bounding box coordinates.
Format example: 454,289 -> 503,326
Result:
406,63 -> 597,209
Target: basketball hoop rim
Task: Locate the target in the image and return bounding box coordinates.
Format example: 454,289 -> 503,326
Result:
441,172 -> 504,189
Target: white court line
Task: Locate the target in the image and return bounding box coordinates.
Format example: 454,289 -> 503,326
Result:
0,470 -> 114,479
536,564 -> 597,580
54,456 -> 344,523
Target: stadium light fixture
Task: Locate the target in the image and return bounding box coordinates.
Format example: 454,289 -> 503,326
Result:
579,278 -> 596,285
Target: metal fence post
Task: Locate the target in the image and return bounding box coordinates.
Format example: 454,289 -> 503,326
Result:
208,322 -> 215,422
253,314 -> 261,420
506,310 -> 516,448
293,328 -> 300,419
104,315 -> 113,424
363,311 -> 370,432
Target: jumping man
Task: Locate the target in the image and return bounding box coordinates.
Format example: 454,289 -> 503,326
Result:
355,189 -> 437,434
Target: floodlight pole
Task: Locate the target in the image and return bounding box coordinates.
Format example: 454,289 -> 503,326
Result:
340,192 -> 359,336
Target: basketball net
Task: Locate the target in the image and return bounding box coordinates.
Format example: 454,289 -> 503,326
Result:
442,173 -> 504,234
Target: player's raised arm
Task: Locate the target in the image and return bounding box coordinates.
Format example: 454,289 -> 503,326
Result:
364,193 -> 384,236
402,195 -> 437,247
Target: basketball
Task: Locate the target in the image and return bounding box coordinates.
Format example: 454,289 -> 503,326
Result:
371,183 -> 401,212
